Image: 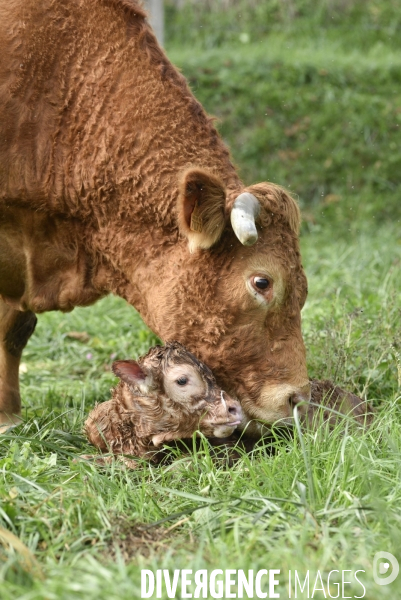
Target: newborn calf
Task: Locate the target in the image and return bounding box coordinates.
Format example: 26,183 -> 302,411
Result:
84,341 -> 242,465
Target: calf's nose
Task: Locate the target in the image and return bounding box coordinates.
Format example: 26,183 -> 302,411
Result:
225,398 -> 243,422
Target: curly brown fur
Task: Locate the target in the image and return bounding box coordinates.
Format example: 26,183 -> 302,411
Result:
84,342 -> 242,465
0,0 -> 309,430
243,183 -> 301,235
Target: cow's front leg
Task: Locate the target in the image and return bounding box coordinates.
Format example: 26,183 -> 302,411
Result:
0,299 -> 37,430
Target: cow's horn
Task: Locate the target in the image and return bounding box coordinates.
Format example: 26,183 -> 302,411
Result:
230,192 -> 260,246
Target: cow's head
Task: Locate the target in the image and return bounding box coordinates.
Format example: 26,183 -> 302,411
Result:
145,168 -> 310,432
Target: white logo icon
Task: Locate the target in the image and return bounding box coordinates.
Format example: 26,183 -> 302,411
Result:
373,552 -> 399,586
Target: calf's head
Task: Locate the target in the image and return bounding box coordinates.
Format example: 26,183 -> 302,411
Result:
112,341 -> 243,438
144,169 -> 310,429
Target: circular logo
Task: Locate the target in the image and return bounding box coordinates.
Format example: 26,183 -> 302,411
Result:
373,552 -> 399,586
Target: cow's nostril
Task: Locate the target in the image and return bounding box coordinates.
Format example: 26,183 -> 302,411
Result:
228,406 -> 237,414
289,391 -> 309,414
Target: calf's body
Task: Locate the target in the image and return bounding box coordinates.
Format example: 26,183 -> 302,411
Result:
85,342 -> 242,465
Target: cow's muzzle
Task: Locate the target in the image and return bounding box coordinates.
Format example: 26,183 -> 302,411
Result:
240,381 -> 311,430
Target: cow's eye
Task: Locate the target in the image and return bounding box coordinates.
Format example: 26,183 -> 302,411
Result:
253,276 -> 270,290
176,376 -> 188,386
248,274 -> 274,305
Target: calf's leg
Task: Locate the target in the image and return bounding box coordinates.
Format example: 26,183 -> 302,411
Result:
0,299 -> 37,430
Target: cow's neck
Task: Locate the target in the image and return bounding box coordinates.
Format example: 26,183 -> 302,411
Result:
51,7 -> 241,224
1,0 -> 243,321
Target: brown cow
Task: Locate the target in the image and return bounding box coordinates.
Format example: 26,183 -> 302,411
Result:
0,0 -> 309,432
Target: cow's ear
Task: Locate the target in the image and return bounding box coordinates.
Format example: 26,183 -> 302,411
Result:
177,168 -> 226,253
112,360 -> 152,392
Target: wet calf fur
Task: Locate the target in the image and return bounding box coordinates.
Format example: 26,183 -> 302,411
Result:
84,342 -> 242,465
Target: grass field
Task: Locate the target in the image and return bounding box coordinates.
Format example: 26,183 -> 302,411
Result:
1,1 -> 401,598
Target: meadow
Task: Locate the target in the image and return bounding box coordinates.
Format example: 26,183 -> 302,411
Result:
1,1 -> 401,598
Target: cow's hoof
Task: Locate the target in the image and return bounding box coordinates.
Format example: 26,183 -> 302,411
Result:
0,413 -> 23,434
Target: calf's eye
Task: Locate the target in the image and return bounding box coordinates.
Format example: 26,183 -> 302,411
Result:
176,376 -> 188,386
253,276 -> 270,290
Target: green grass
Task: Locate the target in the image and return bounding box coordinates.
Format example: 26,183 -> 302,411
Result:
1,1 -> 401,597
165,0 -> 401,51
168,39 -> 401,226
1,225 -> 400,599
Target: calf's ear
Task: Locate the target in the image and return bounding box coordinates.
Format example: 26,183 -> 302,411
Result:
177,168 -> 227,253
112,360 -> 151,392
